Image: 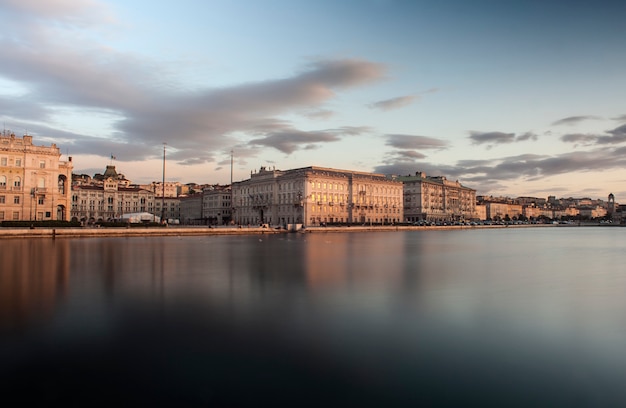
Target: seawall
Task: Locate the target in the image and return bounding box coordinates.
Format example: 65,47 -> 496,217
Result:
0,223 -> 578,239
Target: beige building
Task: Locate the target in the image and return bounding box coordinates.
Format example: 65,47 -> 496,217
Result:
203,186 -> 232,225
146,181 -> 182,198
232,166 -> 403,227
0,133 -> 73,221
155,196 -> 180,223
397,172 -> 476,222
71,165 -> 156,223
179,194 -> 203,224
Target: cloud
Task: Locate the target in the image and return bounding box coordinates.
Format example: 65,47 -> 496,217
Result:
2,0 -> 115,26
394,150 -> 427,160
515,132 -> 539,142
469,131 -> 539,146
469,131 -> 516,145
248,126 -> 369,154
560,124 -> 626,146
369,95 -> 416,111
607,123 -> 626,137
611,114 -> 626,122
1,0 -> 388,164
301,109 -> 335,120
551,115 -> 602,126
385,134 -> 448,150
374,147 -> 626,195
0,4 -> 387,162
249,131 -> 340,154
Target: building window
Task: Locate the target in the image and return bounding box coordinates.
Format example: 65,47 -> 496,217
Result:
12,211 -> 19,220
15,158 -> 21,167
39,161 -> 46,169
0,176 -> 6,188
0,211 -> 4,220
38,196 -> 44,205
14,196 -> 20,204
0,195 -> 4,204
1,157 -> 6,166
14,177 -> 21,188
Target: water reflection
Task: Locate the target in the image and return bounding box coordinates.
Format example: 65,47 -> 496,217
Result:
0,239 -> 70,331
2,229 -> 626,406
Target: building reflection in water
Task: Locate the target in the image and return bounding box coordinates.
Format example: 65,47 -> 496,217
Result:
0,239 -> 70,331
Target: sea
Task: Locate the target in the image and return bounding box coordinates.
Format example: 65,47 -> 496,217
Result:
1,227 -> 625,407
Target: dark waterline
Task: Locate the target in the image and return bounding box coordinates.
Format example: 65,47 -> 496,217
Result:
2,228 -> 626,406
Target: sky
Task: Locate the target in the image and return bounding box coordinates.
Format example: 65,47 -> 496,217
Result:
1,0 -> 625,200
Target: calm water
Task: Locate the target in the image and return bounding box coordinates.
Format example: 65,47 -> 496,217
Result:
2,227 -> 626,406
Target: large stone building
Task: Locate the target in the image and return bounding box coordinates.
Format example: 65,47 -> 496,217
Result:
232,166 -> 404,227
71,165 -> 156,223
396,172 -> 476,223
203,185 -> 232,225
179,193 -> 203,224
0,133 -> 73,221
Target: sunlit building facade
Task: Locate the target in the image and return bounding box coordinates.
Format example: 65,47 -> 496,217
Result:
71,165 -> 156,222
398,172 -> 476,222
0,133 -> 73,221
203,185 -> 232,225
232,166 -> 404,227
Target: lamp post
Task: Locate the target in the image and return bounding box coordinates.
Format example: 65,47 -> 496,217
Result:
161,143 -> 166,224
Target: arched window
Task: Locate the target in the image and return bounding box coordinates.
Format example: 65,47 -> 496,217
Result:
14,176 -> 21,187
0,175 -> 6,188
38,178 -> 45,188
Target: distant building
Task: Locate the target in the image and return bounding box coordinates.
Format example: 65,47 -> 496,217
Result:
396,172 -> 476,222
145,181 -> 181,198
179,193 -> 203,224
203,185 -> 232,225
232,166 -> 403,227
0,133 -> 73,221
155,196 -> 180,223
71,165 -> 156,223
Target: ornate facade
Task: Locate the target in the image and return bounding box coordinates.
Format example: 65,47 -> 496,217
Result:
0,133 -> 72,221
232,166 -> 403,227
398,172 -> 476,222
71,165 -> 156,222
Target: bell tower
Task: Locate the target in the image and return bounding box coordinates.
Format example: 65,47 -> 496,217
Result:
608,193 -> 615,220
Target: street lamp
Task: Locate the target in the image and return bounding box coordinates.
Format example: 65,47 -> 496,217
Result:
161,143 -> 166,224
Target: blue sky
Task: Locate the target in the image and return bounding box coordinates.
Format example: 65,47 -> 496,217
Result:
1,0 -> 625,199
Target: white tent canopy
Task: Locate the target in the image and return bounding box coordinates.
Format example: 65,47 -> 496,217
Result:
119,212 -> 160,223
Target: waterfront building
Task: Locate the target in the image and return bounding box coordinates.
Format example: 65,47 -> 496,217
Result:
0,133 -> 73,221
397,172 -> 476,223
203,185 -> 232,225
155,196 -> 180,223
71,165 -> 155,223
179,193 -> 203,224
578,205 -> 607,219
144,181 -> 182,198
475,204 -> 487,221
232,166 -> 403,227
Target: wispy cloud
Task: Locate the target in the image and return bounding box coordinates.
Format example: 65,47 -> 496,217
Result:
560,124 -> 626,146
301,109 -> 335,120
0,3 -> 387,162
249,126 -> 370,154
469,131 -> 515,145
551,115 -> 602,126
469,131 -> 538,147
385,134 -> 448,150
375,147 -> 626,195
611,114 -> 626,122
369,95 -> 416,111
